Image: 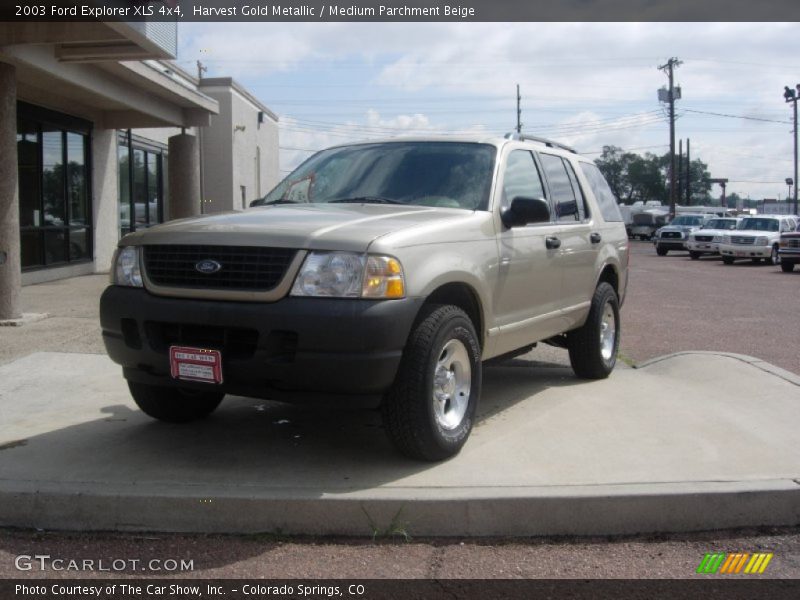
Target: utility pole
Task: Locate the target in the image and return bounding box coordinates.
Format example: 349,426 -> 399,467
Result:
686,138 -> 691,204
516,84 -> 522,134
658,57 -> 682,218
784,84 -> 800,216
677,139 -> 683,206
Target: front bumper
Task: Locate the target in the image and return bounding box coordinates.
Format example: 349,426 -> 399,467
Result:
100,286 -> 424,401
655,238 -> 687,250
686,241 -> 719,253
718,244 -> 772,259
778,248 -> 800,264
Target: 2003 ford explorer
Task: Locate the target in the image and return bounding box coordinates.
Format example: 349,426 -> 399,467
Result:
100,134 -> 629,461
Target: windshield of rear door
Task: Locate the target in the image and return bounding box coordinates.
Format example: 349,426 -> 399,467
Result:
252,142 -> 497,210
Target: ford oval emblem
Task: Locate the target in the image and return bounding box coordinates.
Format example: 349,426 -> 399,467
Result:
195,259 -> 222,274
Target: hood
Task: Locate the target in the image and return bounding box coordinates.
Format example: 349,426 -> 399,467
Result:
661,224 -> 699,233
120,203 -> 476,252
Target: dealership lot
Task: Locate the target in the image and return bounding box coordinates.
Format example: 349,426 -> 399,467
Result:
621,240 -> 799,376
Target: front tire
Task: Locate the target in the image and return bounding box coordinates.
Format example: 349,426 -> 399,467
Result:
722,256 -> 735,265
382,304 -> 481,461
567,283 -> 620,379
689,251 -> 700,260
128,382 -> 224,423
781,260 -> 795,272
769,245 -> 779,265
656,246 -> 668,256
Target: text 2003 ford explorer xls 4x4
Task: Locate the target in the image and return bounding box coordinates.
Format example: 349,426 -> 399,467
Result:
101,134 -> 629,461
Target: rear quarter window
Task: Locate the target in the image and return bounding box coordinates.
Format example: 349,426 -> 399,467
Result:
580,162 -> 623,222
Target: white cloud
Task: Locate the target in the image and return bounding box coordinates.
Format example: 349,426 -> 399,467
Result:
180,22 -> 800,198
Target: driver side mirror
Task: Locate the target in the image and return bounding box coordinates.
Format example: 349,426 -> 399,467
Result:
501,196 -> 551,228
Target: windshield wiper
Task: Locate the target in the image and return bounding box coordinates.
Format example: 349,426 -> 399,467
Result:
261,198 -> 304,206
329,196 -> 403,205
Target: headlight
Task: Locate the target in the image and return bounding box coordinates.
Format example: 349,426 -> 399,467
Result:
756,236 -> 769,246
112,246 -> 143,287
291,252 -> 405,299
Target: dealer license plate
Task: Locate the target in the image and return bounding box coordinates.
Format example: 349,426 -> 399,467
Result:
169,346 -> 223,384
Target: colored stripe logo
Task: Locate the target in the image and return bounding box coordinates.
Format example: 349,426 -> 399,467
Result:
697,552 -> 773,574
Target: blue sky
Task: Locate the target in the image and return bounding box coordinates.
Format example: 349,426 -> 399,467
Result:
177,22 -> 800,200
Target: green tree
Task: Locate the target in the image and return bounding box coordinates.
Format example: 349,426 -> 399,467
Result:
595,147 -> 713,206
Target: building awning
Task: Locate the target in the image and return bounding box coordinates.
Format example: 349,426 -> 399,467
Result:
0,21 -> 218,128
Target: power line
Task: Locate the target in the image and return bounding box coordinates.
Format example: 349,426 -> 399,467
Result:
681,108 -> 791,125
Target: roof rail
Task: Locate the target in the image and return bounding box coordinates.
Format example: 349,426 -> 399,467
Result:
504,132 -> 577,154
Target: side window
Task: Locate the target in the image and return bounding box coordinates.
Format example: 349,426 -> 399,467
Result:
539,153 -> 582,223
579,161 -> 624,222
501,150 -> 546,212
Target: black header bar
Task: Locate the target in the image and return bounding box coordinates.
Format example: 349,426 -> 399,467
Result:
1,0 -> 798,22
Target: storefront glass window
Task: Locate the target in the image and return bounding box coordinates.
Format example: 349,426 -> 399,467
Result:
118,132 -> 166,238
17,103 -> 92,271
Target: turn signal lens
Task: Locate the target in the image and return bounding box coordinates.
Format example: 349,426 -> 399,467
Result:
362,256 -> 405,298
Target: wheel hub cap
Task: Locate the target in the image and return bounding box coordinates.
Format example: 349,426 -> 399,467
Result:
600,300 -> 616,361
432,339 -> 471,431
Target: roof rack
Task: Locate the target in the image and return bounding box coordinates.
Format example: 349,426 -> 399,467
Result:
504,132 -> 577,154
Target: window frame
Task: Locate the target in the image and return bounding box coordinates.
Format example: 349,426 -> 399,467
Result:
118,130 -> 167,238
536,152 -> 590,225
17,102 -> 93,272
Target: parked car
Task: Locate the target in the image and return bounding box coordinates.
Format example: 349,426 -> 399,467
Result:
778,221 -> 800,272
718,215 -> 799,265
100,134 -> 630,461
686,217 -> 741,259
653,214 -> 709,255
630,209 -> 669,240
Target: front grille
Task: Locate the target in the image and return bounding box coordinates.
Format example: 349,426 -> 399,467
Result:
695,235 -> 714,242
144,322 -> 259,359
731,236 -> 755,245
661,231 -> 682,239
784,239 -> 800,248
143,245 -> 296,291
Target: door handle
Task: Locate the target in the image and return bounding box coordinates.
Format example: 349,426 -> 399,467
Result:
545,236 -> 561,249
590,232 -> 602,244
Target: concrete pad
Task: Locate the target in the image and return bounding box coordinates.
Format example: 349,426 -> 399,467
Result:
0,352 -> 798,536
0,313 -> 48,327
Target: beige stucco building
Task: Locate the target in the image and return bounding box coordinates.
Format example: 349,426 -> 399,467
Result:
0,19 -> 279,320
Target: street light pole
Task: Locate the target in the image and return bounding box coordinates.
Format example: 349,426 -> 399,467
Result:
784,84 -> 799,216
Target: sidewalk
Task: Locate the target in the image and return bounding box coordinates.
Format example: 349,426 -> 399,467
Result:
0,275 -> 798,536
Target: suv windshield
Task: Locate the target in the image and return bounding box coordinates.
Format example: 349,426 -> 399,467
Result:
740,218 -> 779,232
670,215 -> 703,226
703,218 -> 737,230
253,142 -> 497,210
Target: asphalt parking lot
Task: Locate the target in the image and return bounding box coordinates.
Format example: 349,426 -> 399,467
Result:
621,240 -> 799,376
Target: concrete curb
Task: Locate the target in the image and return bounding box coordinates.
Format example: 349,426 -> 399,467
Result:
1,351 -> 799,537
2,479 -> 799,536
633,351 -> 800,387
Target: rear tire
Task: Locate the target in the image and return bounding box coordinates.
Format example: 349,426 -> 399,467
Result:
752,258 -> 762,264
689,251 -> 700,260
128,382 -> 224,423
567,283 -> 620,380
382,304 -> 481,461
722,256 -> 735,265
781,260 -> 795,272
